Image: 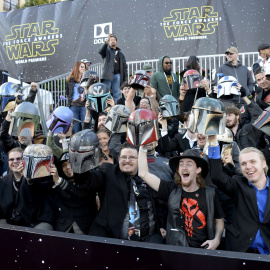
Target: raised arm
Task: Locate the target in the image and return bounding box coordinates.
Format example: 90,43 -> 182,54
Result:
138,146 -> 161,191
208,135 -> 238,198
46,130 -> 64,158
125,87 -> 136,112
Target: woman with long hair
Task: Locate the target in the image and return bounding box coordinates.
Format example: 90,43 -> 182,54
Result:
66,60 -> 86,133
97,129 -> 115,165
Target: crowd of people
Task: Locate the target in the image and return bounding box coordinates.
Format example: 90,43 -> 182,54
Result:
0,33 -> 270,256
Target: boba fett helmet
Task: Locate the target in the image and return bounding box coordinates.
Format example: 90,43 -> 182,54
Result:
9,102 -> 40,137
23,144 -> 54,180
188,97 -> 226,136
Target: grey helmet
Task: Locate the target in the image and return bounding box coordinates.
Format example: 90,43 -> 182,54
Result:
159,95 -> 180,118
104,105 -> 131,133
80,70 -> 99,88
69,129 -> 100,173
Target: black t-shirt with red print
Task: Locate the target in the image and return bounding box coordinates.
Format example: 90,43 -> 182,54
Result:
158,180 -> 224,248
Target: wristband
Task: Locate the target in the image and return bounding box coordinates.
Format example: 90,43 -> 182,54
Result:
139,147 -> 148,153
209,141 -> 219,147
85,117 -> 90,120
52,177 -> 63,189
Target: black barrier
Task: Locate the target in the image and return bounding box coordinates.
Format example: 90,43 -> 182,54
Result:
0,224 -> 269,270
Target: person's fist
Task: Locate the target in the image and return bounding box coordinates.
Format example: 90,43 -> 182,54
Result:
31,82 -> 38,91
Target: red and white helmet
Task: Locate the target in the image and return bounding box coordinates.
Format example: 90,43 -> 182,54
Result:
127,109 -> 159,146
128,70 -> 150,91
182,69 -> 203,90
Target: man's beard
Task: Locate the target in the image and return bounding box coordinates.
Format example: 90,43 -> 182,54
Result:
98,125 -> 105,130
181,179 -> 192,187
164,68 -> 171,75
226,118 -> 238,128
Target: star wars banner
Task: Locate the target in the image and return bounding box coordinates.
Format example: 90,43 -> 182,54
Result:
0,0 -> 269,82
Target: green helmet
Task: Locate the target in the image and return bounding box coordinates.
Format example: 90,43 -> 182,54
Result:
9,102 -> 40,137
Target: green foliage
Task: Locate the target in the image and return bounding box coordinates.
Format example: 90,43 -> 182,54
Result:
17,0 -> 61,9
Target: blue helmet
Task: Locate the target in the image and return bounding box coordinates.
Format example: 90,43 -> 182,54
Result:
86,83 -> 111,112
46,106 -> 73,134
0,82 -> 20,112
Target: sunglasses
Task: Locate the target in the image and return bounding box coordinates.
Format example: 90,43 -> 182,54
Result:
164,61 -> 172,65
8,157 -> 22,162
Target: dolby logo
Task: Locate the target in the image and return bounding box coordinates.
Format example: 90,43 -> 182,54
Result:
94,22 -> 112,44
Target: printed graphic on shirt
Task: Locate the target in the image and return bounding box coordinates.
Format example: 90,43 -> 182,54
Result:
167,75 -> 172,85
180,197 -> 206,237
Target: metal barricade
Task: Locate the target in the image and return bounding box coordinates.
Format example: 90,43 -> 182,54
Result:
26,52 -> 258,135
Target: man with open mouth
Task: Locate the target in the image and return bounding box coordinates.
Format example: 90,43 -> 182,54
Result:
138,147 -> 224,249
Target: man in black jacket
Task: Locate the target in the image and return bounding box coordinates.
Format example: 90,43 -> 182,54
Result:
208,136 -> 270,254
254,67 -> 270,110
85,142 -> 162,243
99,33 -> 127,103
225,94 -> 264,150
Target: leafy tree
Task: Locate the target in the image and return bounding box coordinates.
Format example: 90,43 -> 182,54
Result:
17,0 -> 61,8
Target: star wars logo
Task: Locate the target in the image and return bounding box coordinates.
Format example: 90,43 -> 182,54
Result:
93,22 -> 112,45
160,6 -> 222,41
3,20 -> 62,63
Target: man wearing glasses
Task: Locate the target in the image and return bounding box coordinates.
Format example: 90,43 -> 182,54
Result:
87,142 -> 163,243
214,46 -> 254,96
151,56 -> 180,100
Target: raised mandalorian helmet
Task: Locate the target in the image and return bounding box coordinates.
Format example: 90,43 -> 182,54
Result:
69,129 -> 100,173
253,106 -> 270,136
46,106 -> 73,134
216,127 -> 234,143
0,82 -> 20,112
128,70 -> 150,91
86,83 -> 111,112
104,105 -> 131,133
9,102 -> 40,137
159,95 -> 180,118
80,70 -> 99,88
188,97 -> 226,136
182,69 -> 203,90
217,76 -> 240,99
127,109 -> 159,146
23,144 -> 54,180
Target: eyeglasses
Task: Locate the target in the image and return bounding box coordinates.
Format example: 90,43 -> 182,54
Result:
225,53 -> 235,56
164,61 -> 172,65
80,65 -> 86,69
119,156 -> 138,161
8,157 -> 22,162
